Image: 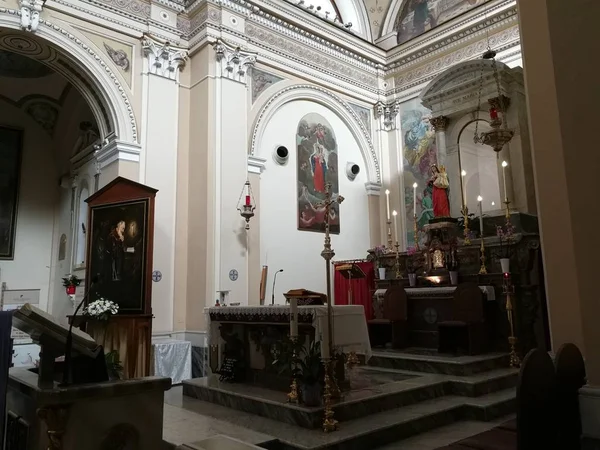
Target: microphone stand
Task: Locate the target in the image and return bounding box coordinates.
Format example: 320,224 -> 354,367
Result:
61,278 -> 97,386
272,270 -> 283,305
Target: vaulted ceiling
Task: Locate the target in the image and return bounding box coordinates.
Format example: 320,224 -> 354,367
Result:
291,0 -> 492,45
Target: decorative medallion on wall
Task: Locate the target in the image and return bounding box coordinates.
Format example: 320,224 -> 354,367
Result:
349,103 -> 372,137
24,101 -> 59,135
103,42 -> 130,72
229,269 -> 238,281
152,270 -> 162,282
251,68 -> 283,103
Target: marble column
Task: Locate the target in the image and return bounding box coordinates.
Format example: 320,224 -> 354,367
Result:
141,35 -> 187,332
517,0 -> 600,446
212,40 -> 257,305
430,115 -> 449,168
365,182 -> 382,248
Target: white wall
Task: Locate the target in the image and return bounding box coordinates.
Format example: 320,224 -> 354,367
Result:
258,100 -> 371,304
0,104 -> 58,313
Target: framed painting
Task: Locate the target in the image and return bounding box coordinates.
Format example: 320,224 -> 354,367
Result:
0,127 -> 23,260
87,199 -> 149,313
297,113 -> 340,234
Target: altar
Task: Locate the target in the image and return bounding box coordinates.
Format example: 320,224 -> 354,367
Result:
205,305 -> 371,386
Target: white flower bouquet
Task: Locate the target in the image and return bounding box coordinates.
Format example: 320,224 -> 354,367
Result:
83,298 -> 119,320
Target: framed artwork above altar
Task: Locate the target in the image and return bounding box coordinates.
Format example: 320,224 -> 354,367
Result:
0,126 -> 23,260
296,113 -> 340,234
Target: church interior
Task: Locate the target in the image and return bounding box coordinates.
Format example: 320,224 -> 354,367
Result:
1,0 -> 598,449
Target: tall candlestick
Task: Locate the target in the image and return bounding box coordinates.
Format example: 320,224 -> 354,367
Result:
501,161 -> 508,201
321,321 -> 330,360
412,182 -> 417,214
461,170 -> 467,208
385,189 -> 390,220
290,297 -> 298,337
392,210 -> 398,243
477,196 -> 484,236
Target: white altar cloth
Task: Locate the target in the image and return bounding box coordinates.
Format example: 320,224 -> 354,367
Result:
205,305 -> 372,361
151,338 -> 192,384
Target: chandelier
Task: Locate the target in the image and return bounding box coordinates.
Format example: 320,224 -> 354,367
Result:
473,48 -> 514,152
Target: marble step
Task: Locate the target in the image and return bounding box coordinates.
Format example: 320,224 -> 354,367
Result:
368,350 -> 510,376
255,389 -> 516,450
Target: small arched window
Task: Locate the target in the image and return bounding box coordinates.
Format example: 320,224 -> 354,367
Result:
75,183 -> 90,266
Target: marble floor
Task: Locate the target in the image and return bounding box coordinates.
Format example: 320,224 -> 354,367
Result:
163,386 -> 514,450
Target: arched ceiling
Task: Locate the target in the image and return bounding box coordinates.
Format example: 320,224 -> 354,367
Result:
292,0 -> 493,45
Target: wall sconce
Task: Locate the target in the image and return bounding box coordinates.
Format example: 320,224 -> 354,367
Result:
237,180 -> 256,230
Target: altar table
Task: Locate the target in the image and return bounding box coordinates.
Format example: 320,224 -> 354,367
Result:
205,305 -> 372,362
151,338 -> 192,384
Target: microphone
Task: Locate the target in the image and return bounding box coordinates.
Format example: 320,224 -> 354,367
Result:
271,269 -> 284,305
62,274 -> 99,385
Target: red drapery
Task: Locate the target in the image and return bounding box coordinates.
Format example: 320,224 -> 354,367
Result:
333,261 -> 375,320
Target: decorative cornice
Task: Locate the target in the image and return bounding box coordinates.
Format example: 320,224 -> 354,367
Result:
374,101 -> 400,131
95,136 -> 141,168
213,39 -> 257,83
247,155 -> 266,174
142,35 -> 188,81
365,182 -> 382,196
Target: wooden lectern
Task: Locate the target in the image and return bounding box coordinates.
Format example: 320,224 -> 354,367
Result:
283,289 -> 326,306
335,263 -> 366,305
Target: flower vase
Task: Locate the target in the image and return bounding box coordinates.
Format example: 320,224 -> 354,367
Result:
449,271 -> 459,286
408,273 -> 417,287
500,258 -> 510,274
378,267 -> 386,280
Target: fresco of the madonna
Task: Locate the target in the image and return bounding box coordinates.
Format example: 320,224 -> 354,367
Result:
395,0 -> 490,46
297,113 -> 340,234
400,99 -> 438,247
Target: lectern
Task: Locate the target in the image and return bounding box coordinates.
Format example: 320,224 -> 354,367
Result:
335,263 -> 365,305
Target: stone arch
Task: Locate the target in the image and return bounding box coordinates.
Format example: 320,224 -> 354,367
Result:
250,84 -> 380,183
381,0 -> 408,38
0,10 -> 137,143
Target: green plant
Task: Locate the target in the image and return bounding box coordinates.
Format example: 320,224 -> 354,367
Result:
293,340 -> 324,386
62,274 -> 82,287
105,350 -> 123,380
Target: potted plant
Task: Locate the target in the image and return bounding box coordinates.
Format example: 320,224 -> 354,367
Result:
496,221 -> 515,273
293,341 -> 325,406
372,245 -> 387,280
82,298 -> 119,321
406,246 -> 418,287
105,350 -> 124,380
62,274 -> 82,296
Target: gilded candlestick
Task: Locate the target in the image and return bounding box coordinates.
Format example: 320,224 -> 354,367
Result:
503,275 -> 521,368
386,220 -> 393,250
394,242 -> 401,279
322,358 -> 339,433
413,214 -> 420,250
462,206 -> 471,245
479,239 -> 488,274
287,336 -> 299,404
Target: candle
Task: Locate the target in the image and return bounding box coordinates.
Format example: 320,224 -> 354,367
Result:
321,320 -> 330,360
392,210 -> 398,243
245,195 -> 251,206
477,196 -> 484,236
461,170 -> 467,208
289,298 -> 298,337
412,182 -> 418,215
385,189 -> 390,220
501,161 -> 508,202
489,108 -> 498,120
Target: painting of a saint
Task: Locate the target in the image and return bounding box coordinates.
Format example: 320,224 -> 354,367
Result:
399,99 -> 437,246
0,127 -> 23,260
395,0 -> 489,46
297,113 -> 339,233
88,200 -> 147,312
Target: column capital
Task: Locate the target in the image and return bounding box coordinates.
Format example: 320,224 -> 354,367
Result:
430,116 -> 450,132
19,0 -> 43,33
374,101 -> 400,130
142,35 -> 188,81
248,155 -> 266,174
213,39 -> 257,84
365,182 -> 382,196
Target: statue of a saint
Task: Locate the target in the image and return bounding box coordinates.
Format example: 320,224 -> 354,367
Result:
429,165 -> 450,217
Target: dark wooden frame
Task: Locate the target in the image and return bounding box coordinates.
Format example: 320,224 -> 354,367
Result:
0,126 -> 23,260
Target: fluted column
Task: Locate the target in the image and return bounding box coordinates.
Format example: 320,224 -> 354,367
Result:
430,115 -> 449,168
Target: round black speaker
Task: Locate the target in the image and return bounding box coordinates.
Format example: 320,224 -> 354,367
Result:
350,164 -> 360,175
276,146 -> 289,158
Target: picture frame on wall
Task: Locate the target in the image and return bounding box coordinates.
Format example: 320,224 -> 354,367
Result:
87,199 -> 149,314
0,126 -> 23,260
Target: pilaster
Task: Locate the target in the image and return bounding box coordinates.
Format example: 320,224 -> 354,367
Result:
211,39 -> 257,306
365,182 -> 382,248
140,34 -> 188,333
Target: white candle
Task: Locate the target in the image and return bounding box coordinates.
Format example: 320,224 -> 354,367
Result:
501,161 -> 508,202
461,170 -> 467,208
385,189 -> 390,220
412,182 -> 418,215
289,298 -> 298,337
392,210 -> 398,243
321,320 -> 330,359
477,196 -> 484,236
